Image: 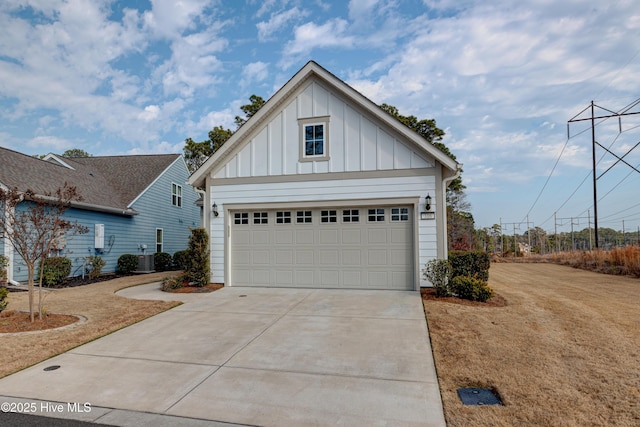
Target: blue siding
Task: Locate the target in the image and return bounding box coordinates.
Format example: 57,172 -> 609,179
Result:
9,157 -> 200,282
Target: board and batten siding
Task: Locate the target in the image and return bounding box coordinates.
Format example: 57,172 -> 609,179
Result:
209,174 -> 437,287
212,80 -> 435,180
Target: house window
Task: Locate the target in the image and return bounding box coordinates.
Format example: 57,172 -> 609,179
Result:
156,228 -> 163,253
321,210 -> 337,223
299,116 -> 330,162
276,211 -> 292,224
172,183 -> 182,207
234,212 -> 248,224
368,208 -> 385,222
343,209 -> 359,223
296,211 -> 312,223
253,212 -> 268,224
391,208 -> 409,222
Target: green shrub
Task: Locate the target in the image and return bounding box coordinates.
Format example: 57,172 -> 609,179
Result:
154,252 -> 172,272
450,275 -> 494,302
39,257 -> 72,286
449,251 -> 490,282
172,250 -> 189,271
184,228 -> 210,287
86,256 -> 106,280
0,254 -> 8,284
423,258 -> 452,297
117,254 -> 138,274
0,287 -> 8,311
161,276 -> 185,291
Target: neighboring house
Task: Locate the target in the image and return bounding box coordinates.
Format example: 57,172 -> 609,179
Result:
0,147 -> 200,283
188,61 -> 461,290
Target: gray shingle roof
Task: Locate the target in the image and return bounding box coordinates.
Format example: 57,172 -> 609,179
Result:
0,146 -> 181,215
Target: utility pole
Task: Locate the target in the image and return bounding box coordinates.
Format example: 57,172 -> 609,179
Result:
568,99 -> 640,249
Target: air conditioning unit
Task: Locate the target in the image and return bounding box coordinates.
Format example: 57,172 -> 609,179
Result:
136,254 -> 155,273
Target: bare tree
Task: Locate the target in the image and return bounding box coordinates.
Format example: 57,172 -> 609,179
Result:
0,183 -> 88,321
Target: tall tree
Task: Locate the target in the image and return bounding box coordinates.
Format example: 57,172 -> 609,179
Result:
184,95 -> 266,173
0,184 -> 88,321
62,149 -> 91,158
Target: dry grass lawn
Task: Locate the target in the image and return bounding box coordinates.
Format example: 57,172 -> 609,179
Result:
424,263 -> 640,426
0,272 -> 181,379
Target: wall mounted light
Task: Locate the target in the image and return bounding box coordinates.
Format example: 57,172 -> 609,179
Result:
212,202 -> 219,217
421,194 -> 435,220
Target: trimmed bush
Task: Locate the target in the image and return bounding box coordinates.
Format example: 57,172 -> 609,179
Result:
0,254 -> 8,285
117,254 -> 138,274
39,257 -> 72,286
86,256 -> 106,280
0,287 -> 8,311
450,275 -> 494,302
449,251 -> 490,282
423,258 -> 452,297
172,250 -> 189,271
154,252 -> 172,272
184,228 -> 210,287
161,276 -> 185,291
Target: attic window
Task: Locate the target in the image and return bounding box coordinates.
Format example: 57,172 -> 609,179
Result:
299,116 -> 330,162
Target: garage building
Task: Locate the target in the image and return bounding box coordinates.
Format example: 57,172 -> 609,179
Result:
188,61 -> 460,290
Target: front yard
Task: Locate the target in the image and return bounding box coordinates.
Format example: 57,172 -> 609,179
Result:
0,272 -> 181,379
424,262 -> 640,426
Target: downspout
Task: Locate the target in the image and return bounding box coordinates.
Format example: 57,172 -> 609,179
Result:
441,164 -> 463,259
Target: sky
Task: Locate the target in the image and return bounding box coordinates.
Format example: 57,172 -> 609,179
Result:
1,0 -> 640,237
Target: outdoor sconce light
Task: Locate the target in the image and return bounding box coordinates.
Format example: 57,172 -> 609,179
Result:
212,202 -> 219,217
421,194 -> 435,220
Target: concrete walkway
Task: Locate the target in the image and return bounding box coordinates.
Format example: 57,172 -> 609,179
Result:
0,285 -> 445,426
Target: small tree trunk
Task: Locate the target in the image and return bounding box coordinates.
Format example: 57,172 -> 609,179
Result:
27,265 -> 35,322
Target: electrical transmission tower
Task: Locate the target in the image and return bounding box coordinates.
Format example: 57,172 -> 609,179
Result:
567,99 -> 640,248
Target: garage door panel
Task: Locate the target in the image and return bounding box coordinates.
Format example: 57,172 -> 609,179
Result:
275,250 -> 293,265
230,207 -> 413,290
319,229 -> 339,244
368,249 -> 388,265
295,250 -> 315,265
342,229 -> 361,244
253,250 -> 271,264
368,229 -> 388,244
296,229 -> 315,244
321,270 -> 339,286
343,271 -> 362,286
319,250 -> 339,265
275,230 -> 293,244
342,249 -> 362,265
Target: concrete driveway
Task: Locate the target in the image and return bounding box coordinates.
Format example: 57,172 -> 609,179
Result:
0,285 -> 445,426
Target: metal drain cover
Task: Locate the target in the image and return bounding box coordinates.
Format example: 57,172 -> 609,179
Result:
457,388 -> 502,405
43,365 -> 61,372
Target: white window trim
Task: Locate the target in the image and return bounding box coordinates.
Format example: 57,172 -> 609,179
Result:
298,116 -> 330,162
156,228 -> 163,253
172,183 -> 182,207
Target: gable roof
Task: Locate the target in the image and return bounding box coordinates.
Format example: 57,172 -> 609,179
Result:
188,60 -> 460,188
0,147 -> 182,216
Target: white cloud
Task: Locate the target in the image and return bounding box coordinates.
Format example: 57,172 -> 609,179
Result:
27,135 -> 73,151
257,7 -> 308,42
240,61 -> 269,88
281,18 -> 354,67
143,0 -> 214,39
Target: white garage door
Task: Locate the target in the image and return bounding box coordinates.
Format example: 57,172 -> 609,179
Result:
230,206 -> 413,290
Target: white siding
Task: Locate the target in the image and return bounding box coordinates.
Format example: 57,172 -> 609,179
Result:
209,175 -> 437,287
212,80 -> 435,180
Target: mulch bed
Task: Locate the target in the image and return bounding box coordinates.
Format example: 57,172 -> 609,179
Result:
0,310 -> 78,333
420,287 -> 508,307
165,283 -> 224,293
